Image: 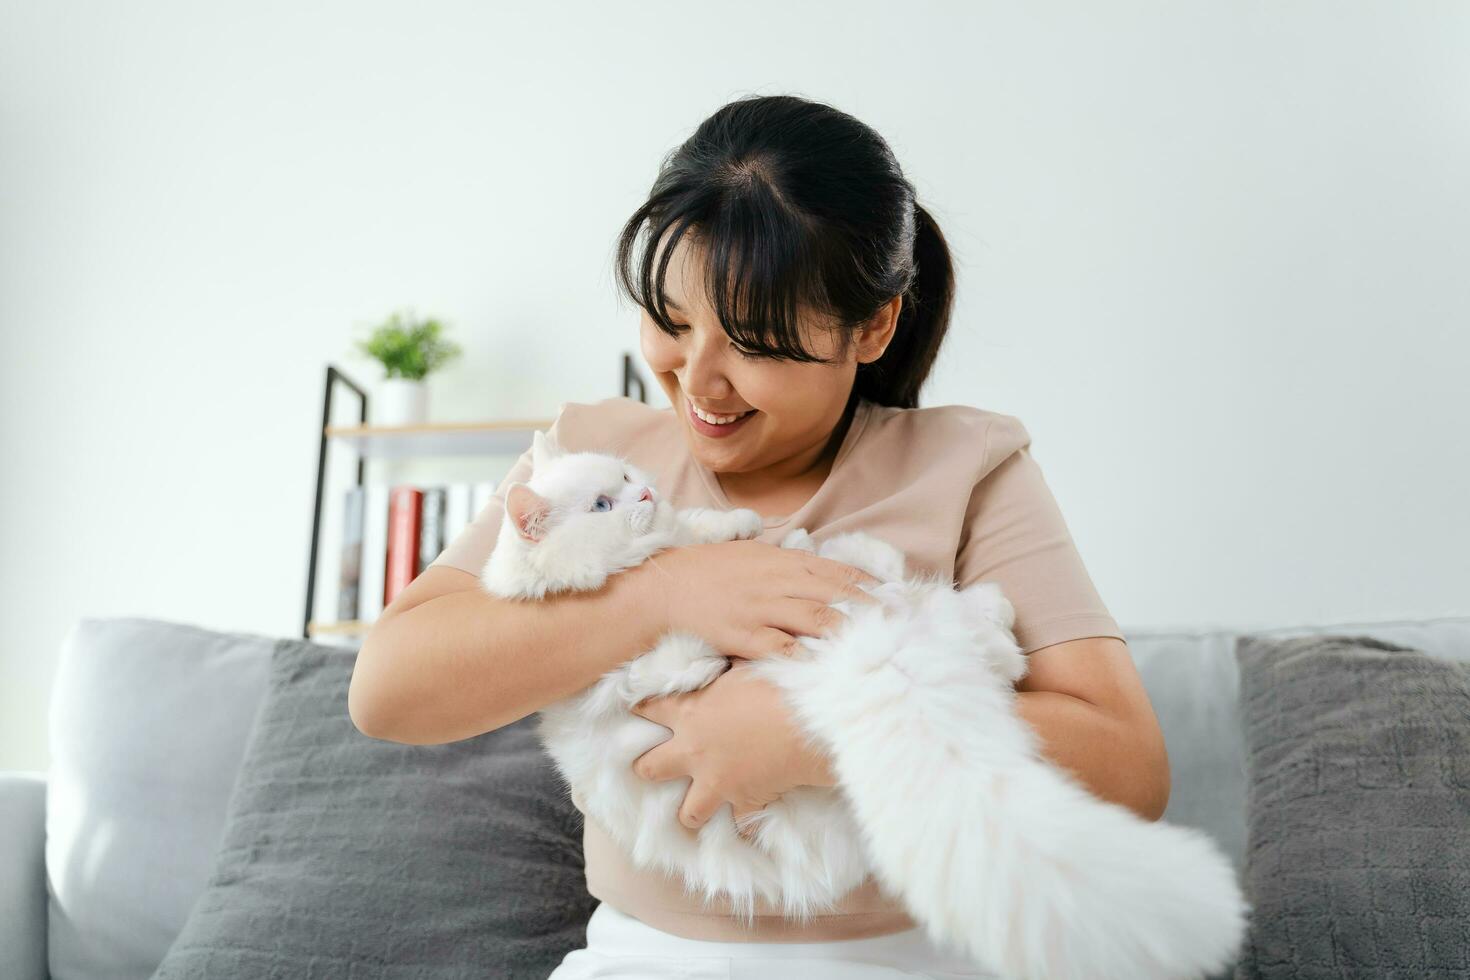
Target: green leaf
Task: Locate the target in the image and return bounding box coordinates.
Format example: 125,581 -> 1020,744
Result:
352,309 -> 464,380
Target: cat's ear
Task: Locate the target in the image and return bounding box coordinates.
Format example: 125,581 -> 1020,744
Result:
530,429 -> 559,475
505,483 -> 553,543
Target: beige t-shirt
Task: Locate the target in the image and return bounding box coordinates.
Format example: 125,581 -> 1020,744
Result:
430,395 -> 1125,942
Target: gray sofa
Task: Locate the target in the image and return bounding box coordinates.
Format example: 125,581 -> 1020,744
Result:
3,614 -> 1467,980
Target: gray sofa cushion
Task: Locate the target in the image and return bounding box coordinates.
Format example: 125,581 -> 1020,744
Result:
151,636 -> 595,980
1128,615 -> 1470,879
47,617 -> 276,980
1232,634 -> 1470,978
0,772 -> 47,980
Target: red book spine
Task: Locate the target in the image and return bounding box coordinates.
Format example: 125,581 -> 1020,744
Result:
384,486 -> 424,607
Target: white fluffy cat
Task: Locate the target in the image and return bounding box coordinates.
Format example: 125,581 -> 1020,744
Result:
480,432 -> 1249,980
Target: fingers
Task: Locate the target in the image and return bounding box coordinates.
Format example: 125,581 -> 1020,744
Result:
631,693 -> 674,725
631,740 -> 675,781
634,755 -> 727,834
789,553 -> 884,606
678,783 -> 721,832
749,626 -> 803,660
677,795 -> 768,839
637,761 -> 765,840
812,552 -> 885,591
740,595 -> 867,659
779,596 -> 850,639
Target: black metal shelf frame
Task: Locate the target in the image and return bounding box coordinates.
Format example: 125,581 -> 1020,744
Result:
304,365 -> 367,639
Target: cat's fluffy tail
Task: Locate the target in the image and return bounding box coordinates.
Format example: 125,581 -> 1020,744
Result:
755,584 -> 1250,980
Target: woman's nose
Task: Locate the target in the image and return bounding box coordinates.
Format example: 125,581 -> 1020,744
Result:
679,329 -> 735,400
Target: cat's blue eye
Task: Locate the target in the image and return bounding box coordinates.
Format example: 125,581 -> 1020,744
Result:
591,495 -> 614,512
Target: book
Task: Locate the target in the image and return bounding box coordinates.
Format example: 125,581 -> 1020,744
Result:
417,487 -> 446,575
315,475 -> 514,628
443,483 -> 471,552
384,486 -> 424,607
358,484 -> 390,624
337,485 -> 365,621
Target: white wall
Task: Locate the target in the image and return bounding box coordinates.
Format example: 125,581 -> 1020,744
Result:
3,1 -> 1467,770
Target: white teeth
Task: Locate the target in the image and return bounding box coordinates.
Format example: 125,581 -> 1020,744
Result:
692,402 -> 752,425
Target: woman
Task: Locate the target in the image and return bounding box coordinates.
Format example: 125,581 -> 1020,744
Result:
349,94 -> 1169,979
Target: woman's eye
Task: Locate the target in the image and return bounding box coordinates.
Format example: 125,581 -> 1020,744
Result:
592,495 -> 614,512
663,316 -> 766,359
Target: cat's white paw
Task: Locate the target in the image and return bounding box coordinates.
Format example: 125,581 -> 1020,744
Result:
675,507 -> 720,528
817,531 -> 905,582
981,634 -> 1029,685
780,527 -> 817,552
633,655 -> 728,704
956,582 -> 1027,683
677,506 -> 764,544
959,580 -> 1015,633
622,633 -> 729,704
728,508 -> 765,540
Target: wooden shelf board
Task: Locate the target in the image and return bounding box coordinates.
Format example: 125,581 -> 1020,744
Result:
324,419 -> 555,458
308,620 -> 371,636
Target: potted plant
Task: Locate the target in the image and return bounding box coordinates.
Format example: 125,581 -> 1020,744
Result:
353,310 -> 463,426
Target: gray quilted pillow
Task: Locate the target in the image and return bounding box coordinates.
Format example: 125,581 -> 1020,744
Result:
1233,634 -> 1470,978
151,636 -> 596,979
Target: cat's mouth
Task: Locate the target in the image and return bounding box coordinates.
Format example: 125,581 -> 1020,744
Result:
630,497 -> 660,534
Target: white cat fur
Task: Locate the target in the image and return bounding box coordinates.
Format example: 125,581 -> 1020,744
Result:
480,431 -> 1249,980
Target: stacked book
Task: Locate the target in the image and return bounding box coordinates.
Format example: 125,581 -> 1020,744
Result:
321,481 -> 498,627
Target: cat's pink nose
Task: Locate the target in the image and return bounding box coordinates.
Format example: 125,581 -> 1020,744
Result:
639,487 -> 653,503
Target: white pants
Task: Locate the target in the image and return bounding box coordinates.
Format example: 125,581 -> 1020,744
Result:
547,901 -> 998,979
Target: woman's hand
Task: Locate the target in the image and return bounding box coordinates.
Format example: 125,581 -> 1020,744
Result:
630,662 -> 837,837
643,539 -> 884,661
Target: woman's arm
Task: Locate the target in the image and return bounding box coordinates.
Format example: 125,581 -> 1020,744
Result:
949,414 -> 1165,817
1011,636 -> 1171,821
348,560 -> 670,745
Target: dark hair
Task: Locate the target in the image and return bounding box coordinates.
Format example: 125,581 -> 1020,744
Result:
612,94 -> 955,410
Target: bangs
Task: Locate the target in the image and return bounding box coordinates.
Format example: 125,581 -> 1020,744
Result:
615,187 -> 849,365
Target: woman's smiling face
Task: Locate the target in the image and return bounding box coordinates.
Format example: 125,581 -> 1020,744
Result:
638,234 -> 897,479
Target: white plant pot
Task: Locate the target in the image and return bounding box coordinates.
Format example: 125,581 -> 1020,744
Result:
375,377 -> 429,427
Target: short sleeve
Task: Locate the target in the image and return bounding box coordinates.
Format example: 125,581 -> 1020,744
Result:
427,408 -> 566,576
954,415 -> 1124,655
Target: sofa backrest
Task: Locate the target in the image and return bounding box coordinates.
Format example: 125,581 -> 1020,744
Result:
46,617 -> 275,980
42,613 -> 1470,979
1128,615 -> 1470,874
